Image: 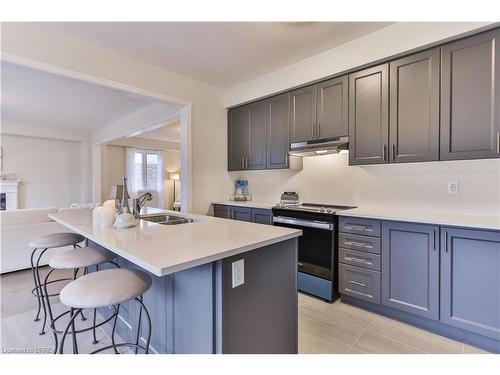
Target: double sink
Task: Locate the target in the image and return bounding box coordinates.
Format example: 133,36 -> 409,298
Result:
140,214 -> 196,225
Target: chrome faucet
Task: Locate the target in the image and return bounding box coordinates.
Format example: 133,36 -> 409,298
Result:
133,192 -> 153,218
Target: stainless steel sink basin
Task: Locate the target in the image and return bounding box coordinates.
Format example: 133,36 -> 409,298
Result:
140,214 -> 195,225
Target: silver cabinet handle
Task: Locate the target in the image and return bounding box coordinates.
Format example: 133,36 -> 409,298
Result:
433,230 -> 437,250
246,157 -> 249,169
444,231 -> 448,253
383,144 -> 387,161
311,123 -> 315,138
497,132 -> 500,154
392,144 -> 396,160
344,240 -> 373,249
317,123 -> 321,138
344,256 -> 373,266
241,157 -> 244,169
349,280 -> 367,288
345,224 -> 373,232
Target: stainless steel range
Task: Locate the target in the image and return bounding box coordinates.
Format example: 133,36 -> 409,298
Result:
272,194 -> 355,301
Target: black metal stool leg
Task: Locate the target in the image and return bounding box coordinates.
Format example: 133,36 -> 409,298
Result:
135,296 -> 143,354
30,248 -> 43,322
111,304 -> 120,354
135,296 -> 151,354
42,268 -> 58,353
34,248 -> 49,335
92,264 -> 99,344
59,308 -> 82,354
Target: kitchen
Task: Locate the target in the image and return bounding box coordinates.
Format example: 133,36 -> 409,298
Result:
0,13 -> 499,375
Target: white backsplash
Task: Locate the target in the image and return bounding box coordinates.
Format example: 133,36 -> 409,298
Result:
229,153 -> 500,215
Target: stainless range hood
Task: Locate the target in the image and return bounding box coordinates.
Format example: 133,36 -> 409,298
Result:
289,136 -> 349,157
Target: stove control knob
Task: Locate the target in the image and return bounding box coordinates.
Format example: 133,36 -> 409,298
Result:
325,208 -> 333,214
319,207 -> 325,213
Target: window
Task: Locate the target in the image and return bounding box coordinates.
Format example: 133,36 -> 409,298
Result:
133,150 -> 160,192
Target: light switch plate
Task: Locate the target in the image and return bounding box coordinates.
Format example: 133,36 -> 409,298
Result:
448,181 -> 459,194
232,259 -> 244,288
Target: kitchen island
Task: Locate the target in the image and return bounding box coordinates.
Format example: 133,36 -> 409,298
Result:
49,208 -> 301,354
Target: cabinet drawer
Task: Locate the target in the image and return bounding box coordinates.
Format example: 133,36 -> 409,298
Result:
214,204 -> 231,219
339,216 -> 381,237
339,248 -> 381,271
338,233 -> 381,254
339,264 -> 380,304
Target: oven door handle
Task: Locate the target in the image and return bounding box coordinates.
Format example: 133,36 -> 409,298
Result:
273,216 -> 334,230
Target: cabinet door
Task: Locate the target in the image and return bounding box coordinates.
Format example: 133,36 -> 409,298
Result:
266,93 -> 290,169
228,107 -> 249,171
231,207 -> 252,222
381,221 -> 439,319
251,208 -> 273,225
349,64 -> 389,165
247,102 -> 267,170
316,76 -> 348,139
441,29 -> 500,160
214,204 -> 231,219
440,227 -> 500,340
389,48 -> 440,163
290,85 -> 316,143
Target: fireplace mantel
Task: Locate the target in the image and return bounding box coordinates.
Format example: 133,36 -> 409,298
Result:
0,180 -> 21,210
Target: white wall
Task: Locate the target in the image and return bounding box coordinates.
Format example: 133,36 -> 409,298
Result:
1,23 -> 232,215
231,155 -> 500,215
224,22 -> 500,216
0,134 -> 86,208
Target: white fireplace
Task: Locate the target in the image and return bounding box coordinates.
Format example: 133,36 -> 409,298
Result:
0,180 -> 20,210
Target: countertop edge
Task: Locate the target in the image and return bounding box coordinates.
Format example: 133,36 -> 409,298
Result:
336,210 -> 500,231
212,201 -> 275,209
49,213 -> 301,277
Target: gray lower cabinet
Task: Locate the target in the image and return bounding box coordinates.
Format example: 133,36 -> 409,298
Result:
440,227 -> 500,340
316,76 -> 348,139
231,206 -> 252,222
214,204 -> 231,219
339,263 -> 381,304
252,208 -> 273,225
381,221 -> 439,319
214,204 -> 272,225
389,48 -> 440,163
440,29 -> 500,161
349,63 -> 389,165
290,85 -> 316,143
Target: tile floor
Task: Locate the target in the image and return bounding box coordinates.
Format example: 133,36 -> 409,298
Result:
0,268 -> 491,354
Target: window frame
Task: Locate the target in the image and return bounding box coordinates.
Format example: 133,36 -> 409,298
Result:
133,149 -> 161,192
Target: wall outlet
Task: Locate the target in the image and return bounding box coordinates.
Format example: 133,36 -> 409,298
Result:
232,259 -> 244,288
448,181 -> 459,194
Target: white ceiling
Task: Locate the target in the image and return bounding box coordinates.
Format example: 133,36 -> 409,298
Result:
47,22 -> 393,88
137,119 -> 181,143
1,61 -> 175,130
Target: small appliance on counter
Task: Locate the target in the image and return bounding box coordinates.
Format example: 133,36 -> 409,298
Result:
230,179 -> 252,201
272,194 -> 356,302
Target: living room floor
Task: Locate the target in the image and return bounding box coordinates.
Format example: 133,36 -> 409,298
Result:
0,268 -> 490,354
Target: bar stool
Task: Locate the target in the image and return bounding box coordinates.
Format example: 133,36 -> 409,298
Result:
42,246 -> 118,353
29,232 -> 85,334
58,268 -> 152,354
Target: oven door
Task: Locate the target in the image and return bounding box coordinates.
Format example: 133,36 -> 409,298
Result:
273,216 -> 334,280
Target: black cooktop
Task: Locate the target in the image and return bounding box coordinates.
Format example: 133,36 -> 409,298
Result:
272,203 -> 356,222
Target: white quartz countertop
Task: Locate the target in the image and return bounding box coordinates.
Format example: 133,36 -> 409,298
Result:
49,207 -> 301,277
212,200 -> 276,209
337,207 -> 500,231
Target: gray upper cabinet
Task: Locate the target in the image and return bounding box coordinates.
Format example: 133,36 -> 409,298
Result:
266,93 -> 290,169
316,76 -> 348,139
440,227 -> 500,340
349,64 -> 389,165
228,107 -> 249,171
381,221 -> 439,320
389,48 -> 440,163
441,29 -> 500,161
247,102 -> 267,170
290,85 -> 316,143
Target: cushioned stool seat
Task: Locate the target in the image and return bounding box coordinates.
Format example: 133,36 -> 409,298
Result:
29,232 -> 85,249
60,268 -> 152,309
49,247 -> 115,269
